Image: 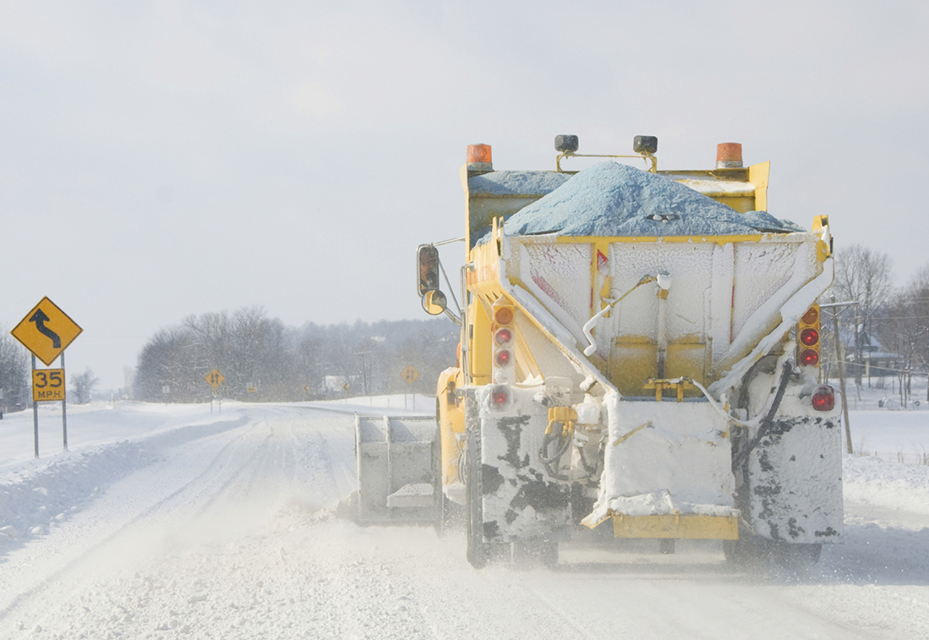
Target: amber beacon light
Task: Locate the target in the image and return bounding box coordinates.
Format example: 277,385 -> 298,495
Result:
467,144 -> 493,172
716,142 -> 743,169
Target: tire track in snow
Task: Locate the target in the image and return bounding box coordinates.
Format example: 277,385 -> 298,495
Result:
0,414 -> 265,623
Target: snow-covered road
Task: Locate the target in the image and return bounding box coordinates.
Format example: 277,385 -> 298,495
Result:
2,401 -> 929,639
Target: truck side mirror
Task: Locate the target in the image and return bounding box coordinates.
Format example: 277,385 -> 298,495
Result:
417,244 -> 441,296
422,290 -> 448,315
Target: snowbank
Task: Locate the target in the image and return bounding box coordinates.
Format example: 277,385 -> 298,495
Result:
0,411 -> 249,547
0,440 -> 154,542
843,455 -> 929,516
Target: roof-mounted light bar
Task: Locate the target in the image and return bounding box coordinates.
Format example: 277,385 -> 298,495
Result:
554,134 -> 658,173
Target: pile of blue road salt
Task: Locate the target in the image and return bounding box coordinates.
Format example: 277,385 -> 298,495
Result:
502,161 -> 804,237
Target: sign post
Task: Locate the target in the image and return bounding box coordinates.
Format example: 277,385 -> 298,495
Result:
11,297 -> 83,458
61,352 -> 67,450
31,356 -> 39,458
205,369 -> 225,414
400,365 -> 420,410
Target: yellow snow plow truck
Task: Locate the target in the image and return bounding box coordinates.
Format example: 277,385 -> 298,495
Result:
362,136 -> 842,568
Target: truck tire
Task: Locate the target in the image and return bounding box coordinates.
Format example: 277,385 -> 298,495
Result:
778,543 -> 822,567
724,537 -> 822,568
465,401 -> 488,568
432,424 -> 445,535
659,539 -> 676,555
512,538 -> 558,567
722,538 -> 753,566
538,538 -> 559,567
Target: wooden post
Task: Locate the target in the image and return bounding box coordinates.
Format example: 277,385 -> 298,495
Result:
831,296 -> 853,454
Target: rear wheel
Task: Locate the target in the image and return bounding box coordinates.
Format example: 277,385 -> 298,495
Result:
724,536 -> 822,569
511,538 -> 558,567
722,538 -> 753,566
538,539 -> 559,567
778,542 -> 822,567
432,425 -> 445,535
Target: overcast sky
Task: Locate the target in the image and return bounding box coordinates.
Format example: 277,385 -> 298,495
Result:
2,1 -> 927,389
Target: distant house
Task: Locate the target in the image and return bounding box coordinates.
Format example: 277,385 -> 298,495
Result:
847,331 -> 902,378
321,375 -> 360,396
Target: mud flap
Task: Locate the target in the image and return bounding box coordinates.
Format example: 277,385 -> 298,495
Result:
478,406 -> 572,544
744,413 -> 843,544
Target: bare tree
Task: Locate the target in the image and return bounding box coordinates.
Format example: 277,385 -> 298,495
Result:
134,307 -> 458,403
878,264 -> 929,402
0,331 -> 30,412
71,368 -> 100,404
831,244 -> 895,381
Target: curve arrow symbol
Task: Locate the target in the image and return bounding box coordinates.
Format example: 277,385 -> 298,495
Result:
29,309 -> 61,349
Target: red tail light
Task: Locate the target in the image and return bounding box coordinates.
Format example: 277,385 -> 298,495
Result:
490,385 -> 510,409
494,328 -> 513,346
800,349 -> 820,366
800,328 -> 819,346
492,302 -> 516,383
494,349 -> 512,367
798,305 -> 821,368
812,385 -> 835,411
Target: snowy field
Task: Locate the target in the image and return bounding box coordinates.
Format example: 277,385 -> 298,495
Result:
1,396 -> 928,638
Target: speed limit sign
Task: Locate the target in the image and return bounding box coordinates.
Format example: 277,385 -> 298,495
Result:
33,368 -> 65,402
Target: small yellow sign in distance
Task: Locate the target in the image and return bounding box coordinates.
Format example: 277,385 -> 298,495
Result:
400,365 -> 420,385
33,368 -> 65,402
11,297 -> 83,366
205,369 -> 225,389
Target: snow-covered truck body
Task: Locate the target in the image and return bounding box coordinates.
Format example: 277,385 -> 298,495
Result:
421,137 -> 842,566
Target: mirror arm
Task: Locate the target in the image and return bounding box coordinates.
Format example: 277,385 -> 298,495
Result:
442,307 -> 463,326
439,256 -> 461,315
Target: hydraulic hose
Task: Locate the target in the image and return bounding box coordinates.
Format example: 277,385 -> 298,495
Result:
684,350 -> 794,430
731,361 -> 793,471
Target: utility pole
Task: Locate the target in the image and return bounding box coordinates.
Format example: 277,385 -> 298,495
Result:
354,350 -> 373,396
824,297 -> 856,454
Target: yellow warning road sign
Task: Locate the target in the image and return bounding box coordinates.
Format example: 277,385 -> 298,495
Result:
33,368 -> 65,402
205,369 -> 225,389
400,365 -> 420,385
11,297 -> 83,366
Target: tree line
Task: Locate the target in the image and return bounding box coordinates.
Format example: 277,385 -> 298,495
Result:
133,306 -> 459,402
0,331 -> 30,411
828,244 -> 929,406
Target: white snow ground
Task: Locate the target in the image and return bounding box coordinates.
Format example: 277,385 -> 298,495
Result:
1,396 -> 928,639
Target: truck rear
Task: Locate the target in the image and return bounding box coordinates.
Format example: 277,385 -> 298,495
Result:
419,136 -> 841,567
